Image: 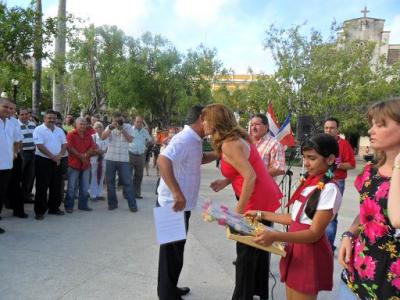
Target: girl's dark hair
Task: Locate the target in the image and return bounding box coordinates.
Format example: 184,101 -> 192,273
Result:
301,133 -> 339,219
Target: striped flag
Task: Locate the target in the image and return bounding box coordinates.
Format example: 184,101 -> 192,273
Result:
266,103 -> 280,136
276,114 -> 296,147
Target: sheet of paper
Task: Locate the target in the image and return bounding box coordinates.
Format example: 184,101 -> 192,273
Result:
153,206 -> 186,245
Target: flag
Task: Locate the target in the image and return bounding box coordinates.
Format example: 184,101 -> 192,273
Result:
266,103 -> 280,136
276,114 -> 296,147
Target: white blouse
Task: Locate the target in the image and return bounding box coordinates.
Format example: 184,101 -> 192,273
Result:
291,183 -> 342,225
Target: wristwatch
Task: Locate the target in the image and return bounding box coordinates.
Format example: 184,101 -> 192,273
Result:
341,231 -> 356,243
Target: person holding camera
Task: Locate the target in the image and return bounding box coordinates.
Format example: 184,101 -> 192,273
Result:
101,113 -> 137,212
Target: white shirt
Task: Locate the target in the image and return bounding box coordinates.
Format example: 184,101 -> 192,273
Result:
129,127 -> 152,155
291,183 -> 342,225
90,133 -> 109,164
0,118 -> 16,170
105,124 -> 134,162
33,124 -> 67,158
157,125 -> 203,210
9,116 -> 23,142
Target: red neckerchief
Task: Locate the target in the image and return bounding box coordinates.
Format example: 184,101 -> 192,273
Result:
286,172 -> 325,207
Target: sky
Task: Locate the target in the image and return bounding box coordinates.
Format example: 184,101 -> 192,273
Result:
5,0 -> 400,74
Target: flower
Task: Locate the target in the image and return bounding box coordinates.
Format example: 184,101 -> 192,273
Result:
360,198 -> 388,244
375,181 -> 390,201
316,181 -> 325,190
355,164 -> 372,191
354,255 -> 377,280
389,259 -> 400,290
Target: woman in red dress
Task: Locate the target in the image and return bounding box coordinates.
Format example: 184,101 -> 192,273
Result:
202,104 -> 282,300
247,133 -> 342,300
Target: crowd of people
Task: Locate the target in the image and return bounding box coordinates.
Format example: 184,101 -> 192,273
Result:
0,97 -> 175,230
1,94 -> 400,300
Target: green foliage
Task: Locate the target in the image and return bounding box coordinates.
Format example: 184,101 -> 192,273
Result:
67,26 -> 222,127
261,23 -> 400,134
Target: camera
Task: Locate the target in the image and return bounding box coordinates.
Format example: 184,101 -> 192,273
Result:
117,119 -> 124,127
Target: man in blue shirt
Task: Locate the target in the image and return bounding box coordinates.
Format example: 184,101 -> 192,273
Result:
129,116 -> 153,199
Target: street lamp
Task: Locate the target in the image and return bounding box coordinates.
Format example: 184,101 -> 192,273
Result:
11,79 -> 19,102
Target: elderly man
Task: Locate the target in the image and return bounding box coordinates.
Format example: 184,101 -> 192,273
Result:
101,112 -> 137,212
250,113 -> 286,177
33,109 -> 67,220
18,107 -> 36,204
129,116 -> 152,199
323,117 -> 356,250
64,117 -> 97,213
0,97 -> 21,233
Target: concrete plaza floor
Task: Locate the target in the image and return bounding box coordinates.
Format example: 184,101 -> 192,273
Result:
0,161 -> 364,300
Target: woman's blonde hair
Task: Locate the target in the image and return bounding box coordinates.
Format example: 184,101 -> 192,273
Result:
367,97 -> 400,166
201,104 -> 250,154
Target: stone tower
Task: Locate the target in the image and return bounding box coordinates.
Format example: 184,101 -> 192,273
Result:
338,6 -> 400,66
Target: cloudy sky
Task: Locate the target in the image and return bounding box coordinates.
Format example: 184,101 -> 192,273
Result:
6,0 -> 400,74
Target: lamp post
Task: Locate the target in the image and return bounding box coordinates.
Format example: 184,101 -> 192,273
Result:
11,79 -> 19,103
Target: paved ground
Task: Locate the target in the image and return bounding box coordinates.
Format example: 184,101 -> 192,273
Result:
0,160 -> 365,300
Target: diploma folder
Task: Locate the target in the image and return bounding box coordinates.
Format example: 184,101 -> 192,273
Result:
226,226 -> 287,257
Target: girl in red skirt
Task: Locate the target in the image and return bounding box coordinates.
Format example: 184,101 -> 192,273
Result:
247,133 -> 342,300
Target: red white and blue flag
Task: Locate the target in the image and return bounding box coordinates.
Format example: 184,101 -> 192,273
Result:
266,103 -> 280,137
275,114 -> 296,147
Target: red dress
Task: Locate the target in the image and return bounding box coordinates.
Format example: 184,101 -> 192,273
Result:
280,192 -> 333,294
220,143 -> 282,212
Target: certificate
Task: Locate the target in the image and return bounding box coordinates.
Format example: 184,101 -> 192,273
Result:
153,206 -> 186,245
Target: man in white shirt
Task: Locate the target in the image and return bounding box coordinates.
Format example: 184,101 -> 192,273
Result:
101,113 -> 137,212
6,102 -> 26,218
33,109 -> 67,220
157,105 -> 217,300
129,116 -> 153,199
0,97 -> 19,233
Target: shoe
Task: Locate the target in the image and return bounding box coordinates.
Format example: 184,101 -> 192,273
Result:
35,215 -> 44,220
24,197 -> 35,204
96,196 -> 105,201
90,197 -> 98,202
13,212 -> 28,218
48,210 -> 65,216
0,227 -> 5,234
65,209 -> 73,213
108,206 -> 117,210
79,207 -> 92,211
136,195 -> 143,199
129,207 -> 138,213
177,287 -> 190,296
0,216 -> 2,220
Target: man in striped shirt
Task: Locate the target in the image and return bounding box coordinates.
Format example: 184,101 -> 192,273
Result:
18,107 -> 36,204
250,114 -> 286,177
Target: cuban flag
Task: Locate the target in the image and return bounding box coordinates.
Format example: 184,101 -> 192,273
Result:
266,103 -> 280,136
275,114 -> 296,147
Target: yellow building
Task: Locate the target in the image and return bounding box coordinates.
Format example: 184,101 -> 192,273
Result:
211,74 -> 262,91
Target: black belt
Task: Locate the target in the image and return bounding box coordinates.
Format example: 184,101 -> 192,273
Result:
23,149 -> 35,153
129,152 -> 144,156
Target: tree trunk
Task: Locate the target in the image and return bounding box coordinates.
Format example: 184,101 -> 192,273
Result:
53,0 -> 66,112
32,0 -> 42,115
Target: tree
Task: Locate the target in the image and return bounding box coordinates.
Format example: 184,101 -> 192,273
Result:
262,23 -> 400,134
53,0 -> 66,112
32,0 -> 42,114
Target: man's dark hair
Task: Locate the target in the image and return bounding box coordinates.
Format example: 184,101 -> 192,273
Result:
45,109 -> 57,116
324,117 -> 339,128
253,113 -> 269,126
17,107 -> 29,114
186,105 -> 204,125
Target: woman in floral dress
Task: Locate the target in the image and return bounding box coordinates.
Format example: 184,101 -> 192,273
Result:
338,98 -> 400,299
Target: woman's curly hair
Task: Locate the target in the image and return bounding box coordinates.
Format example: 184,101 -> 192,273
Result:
201,104 -> 250,155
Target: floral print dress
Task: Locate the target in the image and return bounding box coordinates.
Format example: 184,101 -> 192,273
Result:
341,163 -> 400,299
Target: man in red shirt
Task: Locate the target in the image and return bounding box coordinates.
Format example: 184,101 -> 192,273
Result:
324,117 -> 356,250
64,117 -> 97,213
